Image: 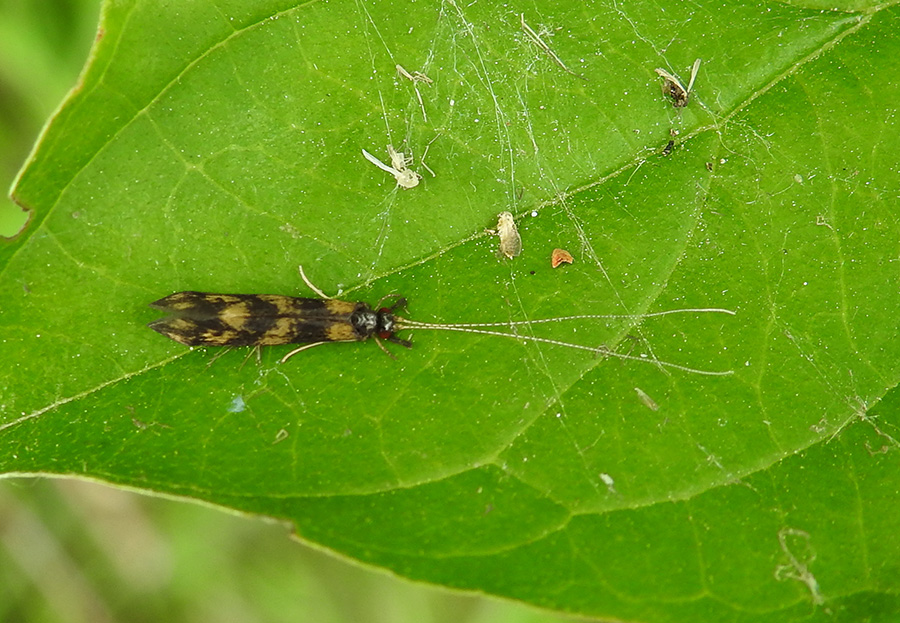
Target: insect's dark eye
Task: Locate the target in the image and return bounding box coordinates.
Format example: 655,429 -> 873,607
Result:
378,330 -> 393,340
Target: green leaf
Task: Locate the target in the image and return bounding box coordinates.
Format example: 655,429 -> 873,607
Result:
3,1 -> 899,621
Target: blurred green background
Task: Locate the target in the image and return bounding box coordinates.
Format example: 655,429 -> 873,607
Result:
0,2 -> 577,621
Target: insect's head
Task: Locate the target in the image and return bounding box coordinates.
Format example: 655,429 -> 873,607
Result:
375,296 -> 412,348
376,311 -> 395,340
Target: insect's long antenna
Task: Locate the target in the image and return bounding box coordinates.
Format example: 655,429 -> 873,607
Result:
392,320 -> 732,376
398,307 -> 734,330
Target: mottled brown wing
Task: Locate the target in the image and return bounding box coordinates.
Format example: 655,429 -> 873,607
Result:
148,292 -> 361,346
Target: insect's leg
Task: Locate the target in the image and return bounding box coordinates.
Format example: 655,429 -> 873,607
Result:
298,265 -> 331,299
239,345 -> 262,370
280,342 -> 326,363
387,296 -> 408,313
387,334 -> 412,349
420,134 -> 440,177
205,347 -> 232,369
373,336 -> 399,360
396,64 -> 414,81
374,294 -> 408,312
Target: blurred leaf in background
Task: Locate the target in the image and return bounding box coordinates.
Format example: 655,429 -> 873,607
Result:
0,0 -> 98,236
1,478 -> 564,623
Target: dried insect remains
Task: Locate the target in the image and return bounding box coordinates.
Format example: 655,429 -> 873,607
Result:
655,58 -> 701,108
396,64 -> 433,84
396,64 -> 433,121
362,145 -> 421,189
491,211 -> 522,259
520,13 -> 586,80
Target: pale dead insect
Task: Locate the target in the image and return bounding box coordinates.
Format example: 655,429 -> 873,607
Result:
655,58 -> 701,108
396,64 -> 433,84
520,14 -> 586,81
489,211 -> 522,259
775,527 -> 825,605
362,145 -> 421,189
551,248 -> 573,268
634,387 -> 659,411
396,64 -> 433,121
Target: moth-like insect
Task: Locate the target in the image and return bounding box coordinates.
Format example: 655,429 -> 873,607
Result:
655,58 -> 701,108
149,268 -> 736,375
148,291 -> 411,361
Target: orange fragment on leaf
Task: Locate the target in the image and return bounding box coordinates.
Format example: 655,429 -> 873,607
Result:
551,248 -> 574,268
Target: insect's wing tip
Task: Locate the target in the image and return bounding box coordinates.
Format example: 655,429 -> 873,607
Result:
147,317 -> 176,340
147,316 -> 202,346
148,291 -> 198,311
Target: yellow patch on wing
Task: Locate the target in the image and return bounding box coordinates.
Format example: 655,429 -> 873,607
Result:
200,329 -> 241,345
265,295 -> 299,314
164,292 -> 218,311
208,301 -> 251,329
324,299 -> 357,315
255,319 -> 300,345
325,322 -> 360,342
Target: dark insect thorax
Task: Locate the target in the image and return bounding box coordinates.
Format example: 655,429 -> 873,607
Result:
349,304 -> 378,339
350,304 -> 397,340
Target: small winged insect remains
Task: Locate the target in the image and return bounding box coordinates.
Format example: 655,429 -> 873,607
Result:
396,64 -> 433,122
634,387 -> 660,411
489,211 -> 522,259
149,267 -> 736,375
655,58 -> 701,108
520,13 -> 586,81
396,64 -> 433,85
362,145 -> 421,189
